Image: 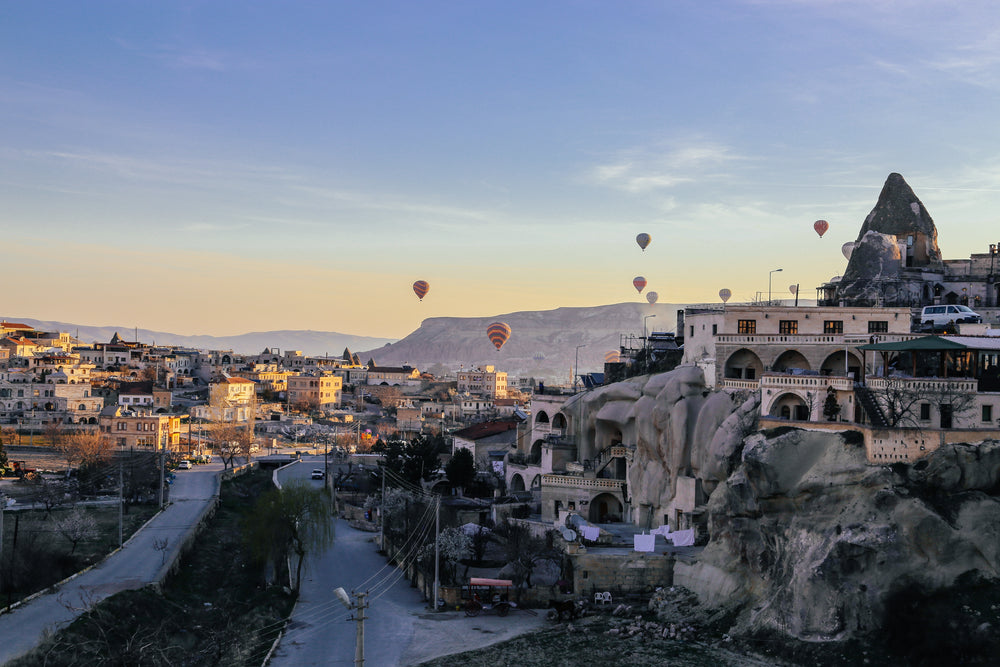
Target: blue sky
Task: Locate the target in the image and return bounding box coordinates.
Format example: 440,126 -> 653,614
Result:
2,1 -> 999,337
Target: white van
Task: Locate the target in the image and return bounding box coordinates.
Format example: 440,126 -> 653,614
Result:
920,304 -> 982,329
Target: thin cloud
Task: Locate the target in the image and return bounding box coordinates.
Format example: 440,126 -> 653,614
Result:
289,185 -> 493,222
590,142 -> 744,193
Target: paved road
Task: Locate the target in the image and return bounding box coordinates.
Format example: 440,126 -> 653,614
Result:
0,463 -> 222,665
270,459 -> 547,667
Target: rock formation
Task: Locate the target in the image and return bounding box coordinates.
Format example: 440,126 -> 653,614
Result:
836,172 -> 945,305
568,365 -> 1000,648
563,366 -> 759,517
676,430 -> 1000,643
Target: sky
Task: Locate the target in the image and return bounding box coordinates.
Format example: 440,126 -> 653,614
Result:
2,1 -> 1000,339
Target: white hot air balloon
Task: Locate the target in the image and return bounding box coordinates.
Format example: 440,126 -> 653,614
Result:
842,242 -> 855,260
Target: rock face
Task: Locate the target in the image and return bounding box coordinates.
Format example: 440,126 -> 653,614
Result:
677,430 -> 1000,642
836,173 -> 945,305
563,366 -> 759,516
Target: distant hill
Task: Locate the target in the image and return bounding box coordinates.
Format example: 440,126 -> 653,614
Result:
359,302 -> 685,382
4,318 -> 396,358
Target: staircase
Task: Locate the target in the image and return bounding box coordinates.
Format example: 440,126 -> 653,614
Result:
854,383 -> 889,428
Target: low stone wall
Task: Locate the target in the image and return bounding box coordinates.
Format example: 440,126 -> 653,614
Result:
569,550 -> 673,599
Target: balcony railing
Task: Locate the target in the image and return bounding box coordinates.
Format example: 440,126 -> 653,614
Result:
721,379 -> 760,390
866,377 -> 978,393
716,333 -> 920,346
760,375 -> 854,392
542,474 -> 623,490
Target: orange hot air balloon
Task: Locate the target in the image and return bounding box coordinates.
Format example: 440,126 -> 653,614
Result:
719,288 -> 732,303
813,219 -> 829,237
486,322 -> 511,351
633,276 -> 647,293
646,291 -> 658,304
412,280 -> 429,301
636,233 -> 651,251
604,350 -> 620,364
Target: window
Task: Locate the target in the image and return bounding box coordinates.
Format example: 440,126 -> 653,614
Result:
868,321 -> 888,333
824,320 -> 844,334
690,326 -> 694,337
712,324 -> 718,335
779,320 -> 798,334
983,405 -> 993,423
919,403 -> 931,421
738,320 -> 756,334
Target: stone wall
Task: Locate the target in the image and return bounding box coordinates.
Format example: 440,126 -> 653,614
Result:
570,550 -> 673,598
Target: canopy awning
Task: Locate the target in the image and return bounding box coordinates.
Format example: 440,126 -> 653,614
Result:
857,335 -> 968,352
470,578 -> 513,587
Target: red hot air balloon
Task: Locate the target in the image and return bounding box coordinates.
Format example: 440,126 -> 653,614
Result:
633,276 -> 647,293
412,280 -> 429,301
486,322 -> 511,351
646,291 -> 658,304
719,288 -> 732,303
813,220 -> 829,238
636,233 -> 651,251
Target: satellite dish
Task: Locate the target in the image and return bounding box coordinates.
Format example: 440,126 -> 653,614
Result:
560,527 -> 578,542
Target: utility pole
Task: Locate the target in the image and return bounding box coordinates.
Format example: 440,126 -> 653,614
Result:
158,432 -> 165,509
433,496 -> 440,611
118,459 -> 124,547
378,465 -> 386,551
354,591 -> 367,667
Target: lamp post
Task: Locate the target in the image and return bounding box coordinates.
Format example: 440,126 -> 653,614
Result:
574,344 -> 586,392
768,268 -> 783,304
643,314 -> 656,345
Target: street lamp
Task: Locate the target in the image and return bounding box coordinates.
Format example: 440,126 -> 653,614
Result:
768,268 -> 783,304
643,314 -> 656,344
574,344 -> 586,392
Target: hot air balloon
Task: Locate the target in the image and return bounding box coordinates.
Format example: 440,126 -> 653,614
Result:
646,291 -> 658,304
813,219 -> 829,238
633,276 -> 647,293
789,284 -> 798,295
842,242 -> 855,260
604,350 -> 620,364
719,288 -> 732,303
636,233 -> 651,251
412,280 -> 429,301
486,322 -> 511,351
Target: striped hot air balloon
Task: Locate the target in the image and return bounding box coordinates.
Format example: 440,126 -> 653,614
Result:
412,280 -> 430,301
604,350 -> 620,364
813,220 -> 829,237
633,276 -> 647,293
636,233 -> 651,251
719,288 -> 732,303
646,291 -> 658,304
486,322 -> 511,351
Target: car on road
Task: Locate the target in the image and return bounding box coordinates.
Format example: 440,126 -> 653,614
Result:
311,469 -> 325,480
177,460 -> 192,470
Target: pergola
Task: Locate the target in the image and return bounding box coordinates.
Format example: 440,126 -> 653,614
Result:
857,335 -> 976,380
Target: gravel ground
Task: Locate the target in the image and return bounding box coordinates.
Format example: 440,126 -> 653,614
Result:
400,608 -> 550,666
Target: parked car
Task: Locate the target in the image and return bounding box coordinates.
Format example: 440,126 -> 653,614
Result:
311,469 -> 325,480
177,460 -> 193,470
920,304 -> 982,329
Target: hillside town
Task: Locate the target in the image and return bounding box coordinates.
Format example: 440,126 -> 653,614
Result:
2,173 -> 1000,664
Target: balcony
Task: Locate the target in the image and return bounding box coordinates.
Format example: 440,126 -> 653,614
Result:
866,377 -> 978,393
760,374 -> 854,392
542,474 -> 624,490
716,333 -> 920,346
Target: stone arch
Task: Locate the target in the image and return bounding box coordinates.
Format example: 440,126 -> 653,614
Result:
589,492 -> 623,523
530,475 -> 541,490
769,392 -> 810,421
724,348 -> 764,380
820,351 -> 863,378
88,417 -> 97,424
535,410 -> 550,424
551,413 -> 567,429
772,349 -> 811,373
78,404 -> 86,410
530,439 -> 543,463
510,473 -> 526,492
44,402 -> 54,411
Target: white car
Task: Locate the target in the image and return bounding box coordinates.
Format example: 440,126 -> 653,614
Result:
311,469 -> 325,480
177,460 -> 193,470
920,304 -> 982,329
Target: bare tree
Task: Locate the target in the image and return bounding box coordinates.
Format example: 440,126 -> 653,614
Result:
870,378 -> 977,429
54,508 -> 98,554
44,420 -> 65,449
59,432 -> 113,471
